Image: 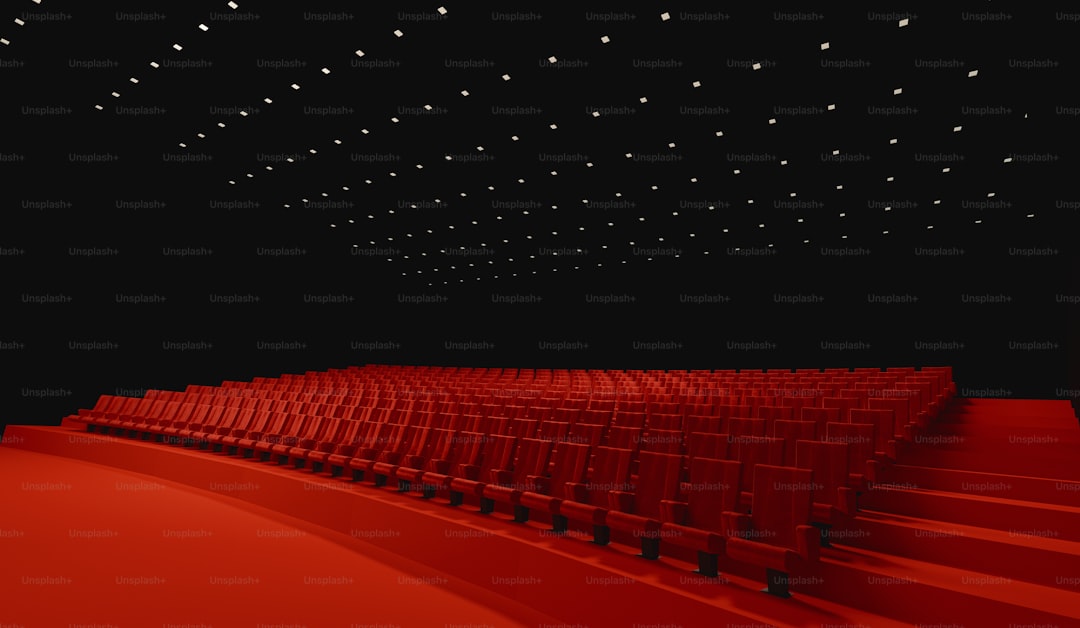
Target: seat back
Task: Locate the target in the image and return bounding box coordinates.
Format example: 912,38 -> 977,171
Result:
749,464 -> 814,551
581,446 -> 633,503
795,440 -> 850,508
687,432 -> 729,460
628,451 -> 685,518
772,420 -> 817,466
683,457 -> 741,531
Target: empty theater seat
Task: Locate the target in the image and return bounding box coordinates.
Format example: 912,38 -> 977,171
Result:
480,437 -> 554,519
606,451 -> 686,559
658,457 -> 742,577
723,464 -> 819,597
559,445 -> 634,545
794,440 -> 856,546
518,441 -> 592,529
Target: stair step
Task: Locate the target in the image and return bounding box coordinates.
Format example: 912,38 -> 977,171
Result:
859,484 -> 1080,541
833,509 -> 1080,591
811,543 -> 1080,626
875,462 -> 1080,507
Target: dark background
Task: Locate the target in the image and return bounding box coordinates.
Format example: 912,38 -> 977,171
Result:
2,2 -> 1078,431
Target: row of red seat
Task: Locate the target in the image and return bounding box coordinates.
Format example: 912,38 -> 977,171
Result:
65,365 -> 955,596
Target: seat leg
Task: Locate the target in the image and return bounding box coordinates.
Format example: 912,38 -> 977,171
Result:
764,569 -> 792,598
479,497 -> 495,514
696,551 -> 719,578
551,514 -> 568,533
449,491 -> 464,506
641,537 -> 660,560
398,479 -> 411,493
593,524 -> 610,546
312,461 -> 323,474
374,474 -> 388,488
813,522 -> 832,547
351,469 -> 364,482
513,505 -> 529,523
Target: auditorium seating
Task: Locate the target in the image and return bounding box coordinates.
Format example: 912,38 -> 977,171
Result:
723,464 -> 819,597
44,363 -> 995,608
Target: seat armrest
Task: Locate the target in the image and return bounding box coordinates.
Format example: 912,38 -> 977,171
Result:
609,490 -> 635,513
722,510 -> 750,539
796,524 -> 820,562
659,499 -> 688,524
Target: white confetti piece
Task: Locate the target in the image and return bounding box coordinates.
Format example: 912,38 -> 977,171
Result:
437,6 -> 447,15
548,56 -> 557,63
173,43 -> 183,51
592,111 -> 600,117
692,80 -> 701,87
889,138 -> 898,144
14,18 -> 25,26
394,29 -> 403,37
821,42 -> 830,50
198,24 -> 209,32
264,97 -> 272,104
899,18 -> 909,27
661,11 -> 671,21
827,103 -> 836,110
968,69 -> 978,78
953,125 -> 962,132
228,1 -> 239,9
461,89 -> 469,96
893,87 -> 902,95
94,104 -> 103,110
768,118 -> 776,124
111,91 -> 120,98
355,50 -> 365,57
129,77 -> 139,84
150,61 -> 160,68
502,74 -> 511,81
0,38 -> 9,46
1003,157 -> 1012,163
321,67 -> 330,74
291,83 -> 300,90
715,130 -> 723,136
942,167 -> 950,173
239,111 -> 248,117
752,62 -> 761,70
639,96 -> 648,103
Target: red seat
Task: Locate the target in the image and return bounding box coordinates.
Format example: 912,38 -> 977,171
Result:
393,427 -> 456,491
312,418 -> 371,476
821,396 -> 859,421
348,422 -> 408,481
481,438 -> 555,519
419,431 -> 486,499
606,451 -> 686,559
560,446 -> 634,544
795,440 -> 856,546
729,436 -> 785,509
825,422 -> 876,489
300,418 -> 360,474
800,406 -> 839,435
447,434 -> 518,507
772,420 -> 817,466
687,432 -> 730,461
723,464 -> 819,597
269,415 -> 323,463
566,422 -> 604,448
638,429 -> 683,455
518,442 -> 592,529
538,421 -> 569,444
849,408 -> 897,460
659,457 -> 742,576
370,426 -> 433,487
729,418 -> 767,438
684,415 -> 726,436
